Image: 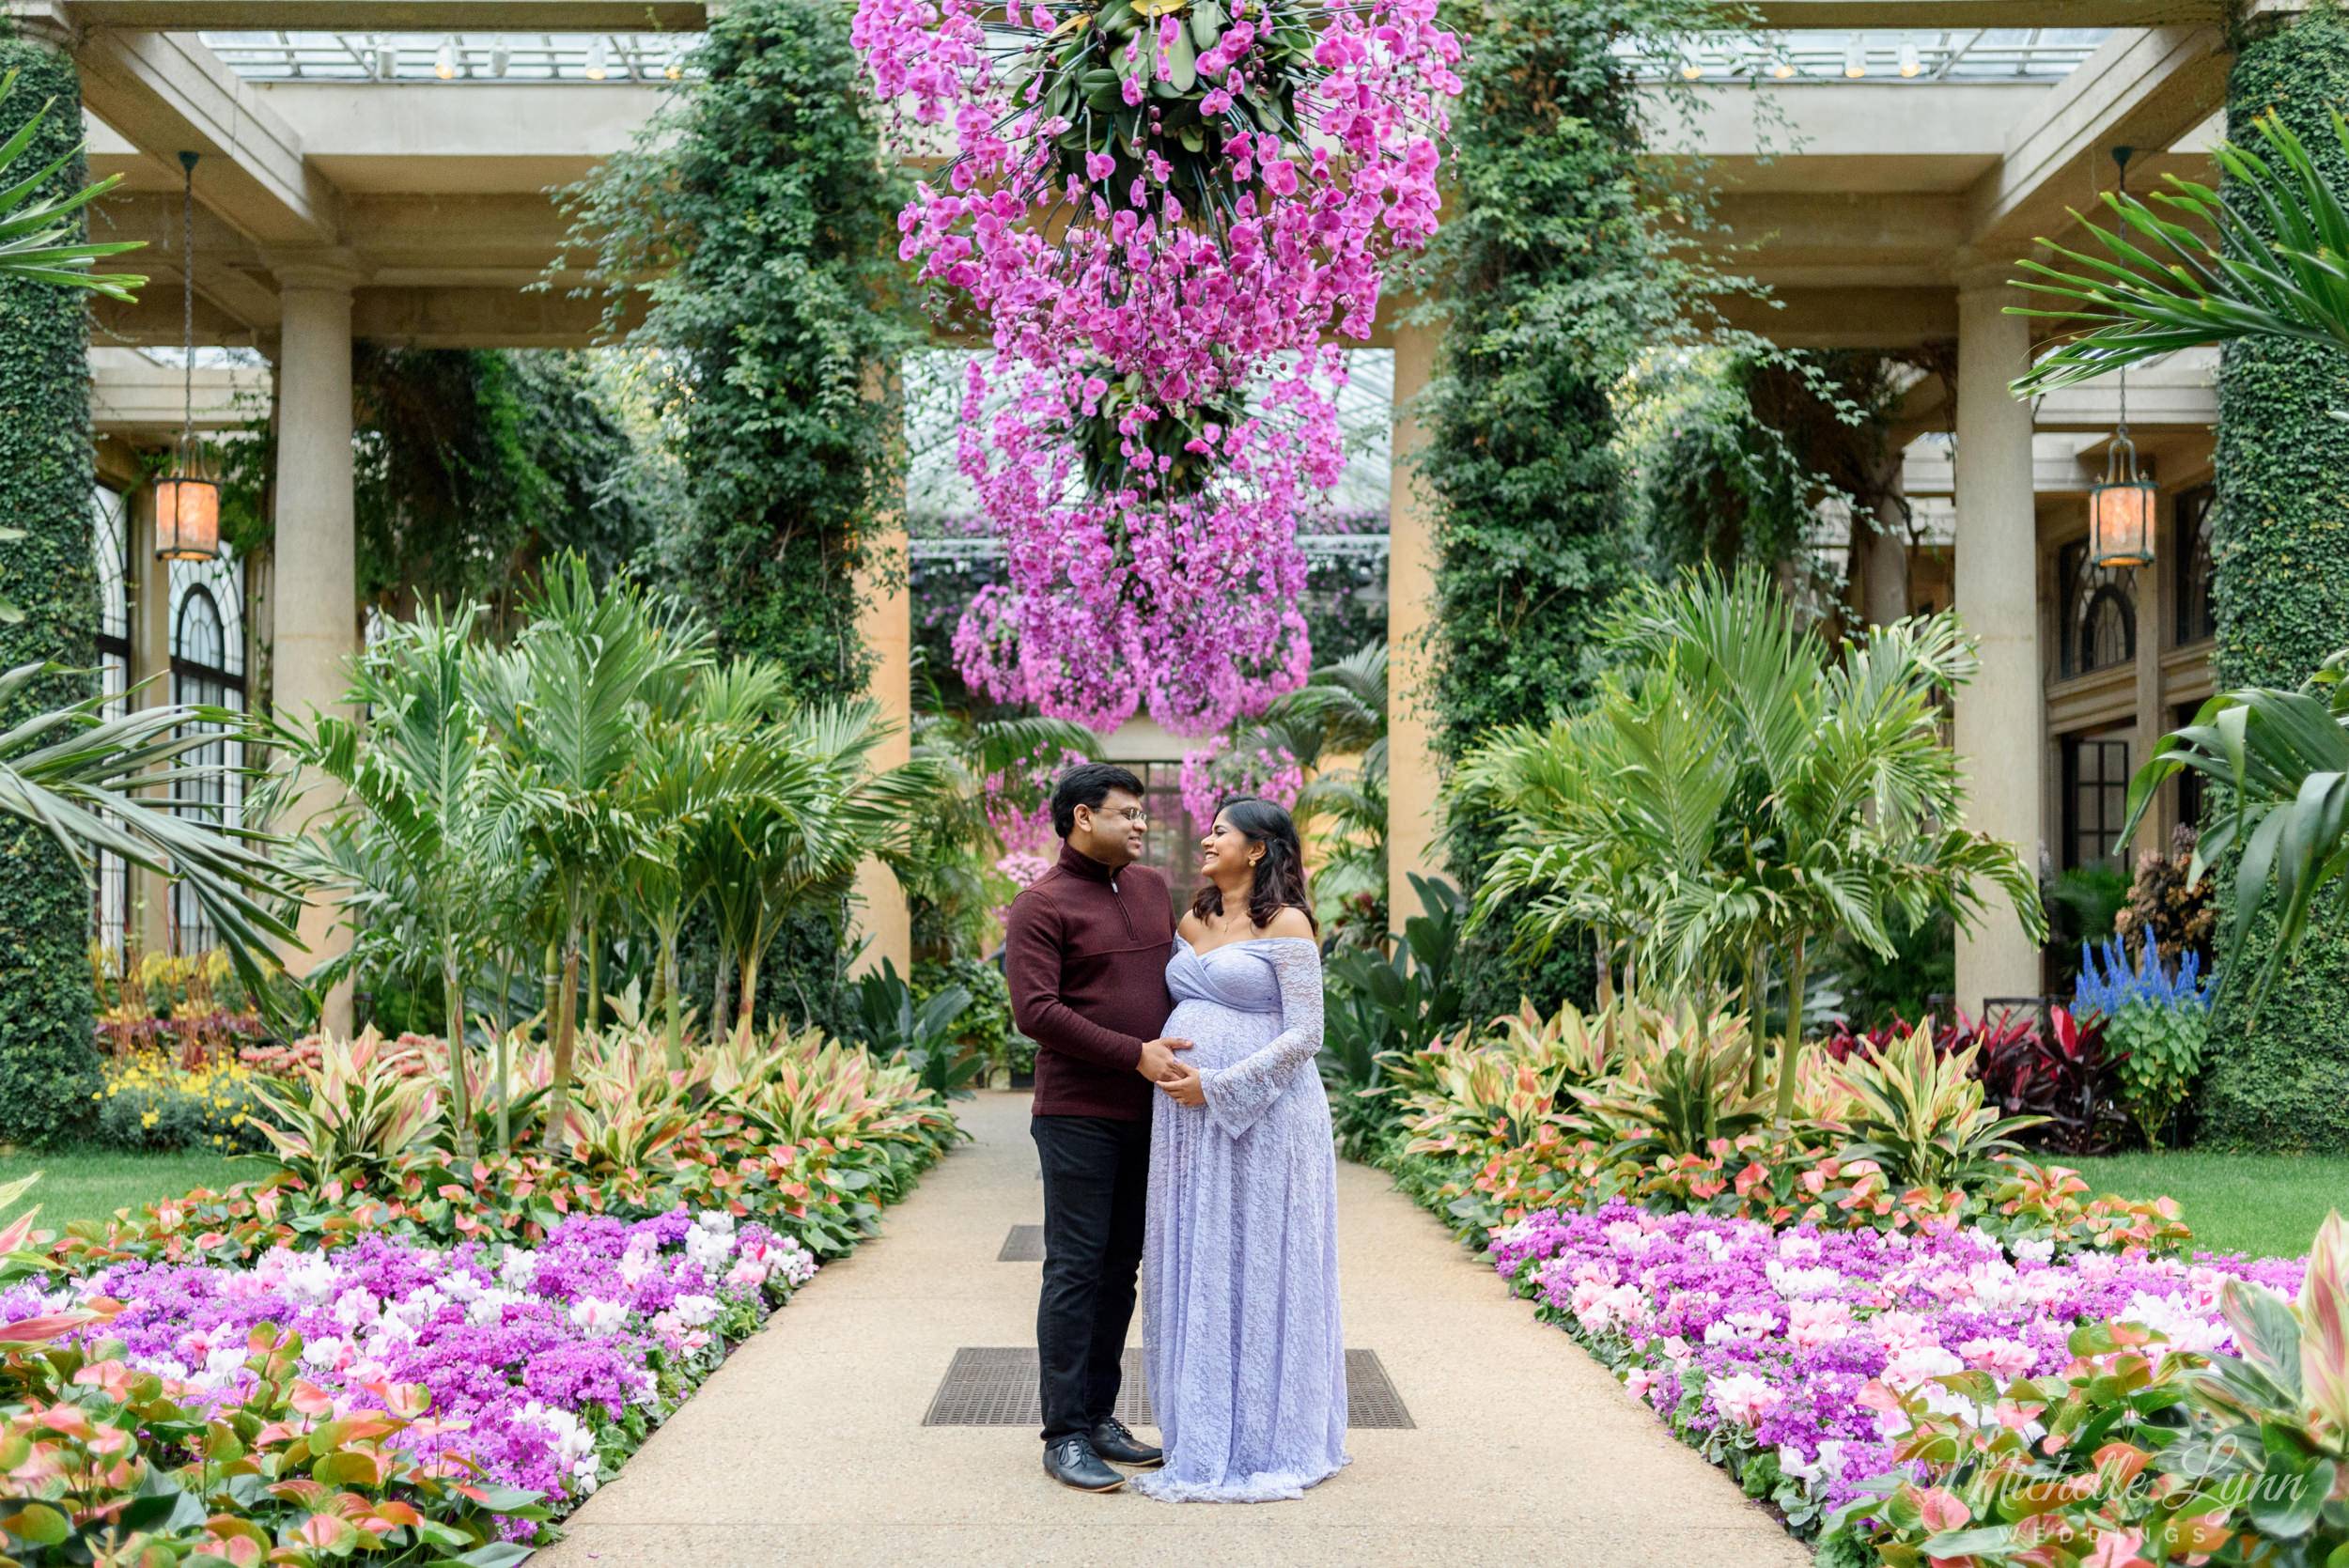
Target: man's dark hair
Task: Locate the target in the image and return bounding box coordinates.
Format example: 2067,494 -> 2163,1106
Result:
1051,762 -> 1146,839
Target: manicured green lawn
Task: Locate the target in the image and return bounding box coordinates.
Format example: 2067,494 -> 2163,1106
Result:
2067,1151 -> 2349,1261
0,1147 -> 248,1230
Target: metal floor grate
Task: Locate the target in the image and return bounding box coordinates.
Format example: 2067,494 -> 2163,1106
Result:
998,1224 -> 1047,1262
921,1347 -> 1412,1429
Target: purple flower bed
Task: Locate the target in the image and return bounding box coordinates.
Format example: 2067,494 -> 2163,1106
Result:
1486,1203 -> 2303,1533
7,1208 -> 817,1532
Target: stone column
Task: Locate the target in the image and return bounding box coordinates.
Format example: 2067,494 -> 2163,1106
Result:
2130,521 -> 2165,859
1385,320 -> 1442,923
848,522 -> 913,978
269,257 -> 362,1034
1861,455 -> 1911,629
129,483 -> 175,958
1951,266 -> 2046,1009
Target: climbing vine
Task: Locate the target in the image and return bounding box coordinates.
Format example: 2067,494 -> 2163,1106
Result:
2201,2 -> 2349,1150
0,32 -> 101,1144
221,349 -> 668,629
559,0 -> 913,706
1418,0 -> 1758,1016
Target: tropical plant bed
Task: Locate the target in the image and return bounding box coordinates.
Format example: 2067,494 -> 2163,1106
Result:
0,1023 -> 961,1562
1481,1200 -> 2301,1547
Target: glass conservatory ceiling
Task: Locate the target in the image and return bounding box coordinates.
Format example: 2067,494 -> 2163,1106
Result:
202,28 -> 2109,85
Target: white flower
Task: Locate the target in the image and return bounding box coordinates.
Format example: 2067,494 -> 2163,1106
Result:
1879,1343 -> 1966,1394
2011,1236 -> 2055,1265
671,1293 -> 721,1327
1777,1438 -> 1847,1485
568,1296 -> 629,1336
1786,1299 -> 1855,1349
1776,1233 -> 1824,1263
331,1288 -> 381,1330
1766,1261 -> 1843,1299
300,1334 -> 350,1372
279,1254 -> 340,1306
1710,1371 -> 1783,1427
499,1248 -> 541,1292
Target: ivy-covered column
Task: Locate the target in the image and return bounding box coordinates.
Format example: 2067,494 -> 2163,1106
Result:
0,28 -> 101,1142
2201,6 -> 2349,1149
1422,0 -> 1643,1017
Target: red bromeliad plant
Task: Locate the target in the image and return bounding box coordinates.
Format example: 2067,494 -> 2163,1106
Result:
855,0 -> 1459,733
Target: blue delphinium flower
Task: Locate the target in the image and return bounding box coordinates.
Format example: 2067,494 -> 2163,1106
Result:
2072,936 -> 2215,1024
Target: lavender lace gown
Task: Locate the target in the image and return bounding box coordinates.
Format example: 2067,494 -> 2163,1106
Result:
1134,937 -> 1346,1503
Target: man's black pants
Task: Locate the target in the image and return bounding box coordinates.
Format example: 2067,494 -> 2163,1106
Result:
1032,1113 -> 1150,1445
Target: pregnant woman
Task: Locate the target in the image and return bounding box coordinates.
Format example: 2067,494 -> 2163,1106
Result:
1137,795 -> 1346,1502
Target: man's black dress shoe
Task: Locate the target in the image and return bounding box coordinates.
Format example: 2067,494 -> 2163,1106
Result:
1043,1436 -> 1127,1492
1089,1417 -> 1162,1467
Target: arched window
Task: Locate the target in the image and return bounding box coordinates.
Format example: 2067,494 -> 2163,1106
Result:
2057,537 -> 2137,679
2173,484 -> 2216,645
90,484 -> 130,954
169,553 -> 246,955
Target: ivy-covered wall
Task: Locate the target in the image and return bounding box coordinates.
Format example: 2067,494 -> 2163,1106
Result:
0,34 -> 101,1144
563,0 -> 910,1026
1419,0 -> 1657,1016
2201,4 -> 2349,1150
563,0 -> 910,706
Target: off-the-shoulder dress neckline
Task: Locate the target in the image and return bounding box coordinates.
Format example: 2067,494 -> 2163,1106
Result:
1175,933 -> 1318,960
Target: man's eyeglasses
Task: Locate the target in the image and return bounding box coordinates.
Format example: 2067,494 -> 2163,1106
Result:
1087,806 -> 1149,826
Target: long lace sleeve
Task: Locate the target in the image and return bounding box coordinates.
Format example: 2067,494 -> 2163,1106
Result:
1197,940 -> 1323,1140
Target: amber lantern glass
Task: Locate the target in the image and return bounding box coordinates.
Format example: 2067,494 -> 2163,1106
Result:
153,436 -> 220,562
2088,429 -> 2156,569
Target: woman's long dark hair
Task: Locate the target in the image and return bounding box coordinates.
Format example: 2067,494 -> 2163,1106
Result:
1190,796 -> 1317,934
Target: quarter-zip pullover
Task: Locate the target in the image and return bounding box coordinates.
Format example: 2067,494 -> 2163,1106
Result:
1005,840 -> 1176,1120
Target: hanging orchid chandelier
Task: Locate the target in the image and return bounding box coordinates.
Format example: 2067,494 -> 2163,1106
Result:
855,0 -> 1461,734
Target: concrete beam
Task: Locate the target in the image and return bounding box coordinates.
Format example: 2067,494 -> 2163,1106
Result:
1716,285 -> 1956,349
1706,191 -> 1967,289
49,0 -> 702,24
350,285 -> 630,348
1665,83 -> 2049,194
90,346 -> 266,437
251,82 -> 661,192
70,23 -> 339,247
1968,24 -> 2232,253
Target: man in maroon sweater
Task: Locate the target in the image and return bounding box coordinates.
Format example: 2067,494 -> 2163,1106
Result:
1005,763 -> 1190,1493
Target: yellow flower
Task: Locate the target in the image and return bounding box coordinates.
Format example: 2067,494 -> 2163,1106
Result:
140,1110 -> 159,1128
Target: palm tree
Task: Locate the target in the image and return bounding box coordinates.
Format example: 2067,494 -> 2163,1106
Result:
1466,568 -> 2045,1120
468,558 -> 713,1134
692,701 -> 943,1029
1246,644 -> 1390,930
2011,110 -> 2349,396
261,605 -> 552,1153
0,663 -> 300,1003
624,657 -> 798,1069
2118,646 -> 2349,1012
901,705 -> 1099,959
0,72 -> 144,297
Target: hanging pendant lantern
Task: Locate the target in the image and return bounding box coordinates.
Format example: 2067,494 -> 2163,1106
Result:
2086,146 -> 2154,572
2089,427 -> 2156,568
154,150 -> 219,563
